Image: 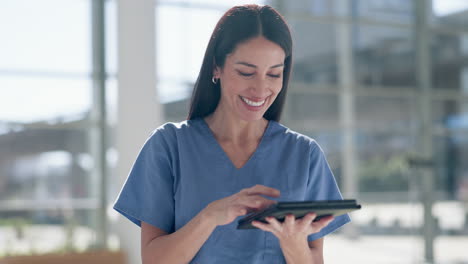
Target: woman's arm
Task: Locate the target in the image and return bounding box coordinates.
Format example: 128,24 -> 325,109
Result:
278,238 -> 324,264
308,239 -> 324,263
141,185 -> 280,264
141,209 -> 216,264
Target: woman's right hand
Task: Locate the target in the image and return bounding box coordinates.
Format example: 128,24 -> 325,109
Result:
203,184 -> 281,226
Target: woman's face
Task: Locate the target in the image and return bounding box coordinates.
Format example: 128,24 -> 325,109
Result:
214,36 -> 286,122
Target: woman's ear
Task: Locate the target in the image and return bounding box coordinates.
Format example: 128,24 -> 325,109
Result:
212,66 -> 221,79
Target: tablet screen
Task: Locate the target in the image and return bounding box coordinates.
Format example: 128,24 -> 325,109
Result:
237,199 -> 361,230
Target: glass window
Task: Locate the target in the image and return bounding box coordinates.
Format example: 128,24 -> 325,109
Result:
283,0 -> 344,17
432,33 -> 468,91
432,99 -> 467,127
0,76 -> 92,123
355,0 -> 413,25
285,92 -> 339,125
281,0 -> 414,21
0,128 -> 93,200
156,5 -> 223,104
355,96 -> 416,131
0,0 -> 102,256
432,99 -> 468,196
159,0 -> 265,8
289,20 -> 340,86
357,136 -> 414,193
354,25 -> 416,88
432,0 -> 468,28
0,0 -> 91,74
0,125 -> 100,254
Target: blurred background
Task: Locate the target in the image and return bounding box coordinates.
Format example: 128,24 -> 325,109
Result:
0,0 -> 467,263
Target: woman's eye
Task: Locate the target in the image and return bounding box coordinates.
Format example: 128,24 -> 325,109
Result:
238,71 -> 254,77
268,74 -> 281,78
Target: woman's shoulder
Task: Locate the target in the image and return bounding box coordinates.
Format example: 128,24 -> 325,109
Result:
270,121 -> 319,150
271,121 -> 317,144
150,119 -> 200,136
145,119 -> 201,146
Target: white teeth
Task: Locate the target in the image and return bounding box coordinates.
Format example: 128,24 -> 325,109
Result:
240,96 -> 265,107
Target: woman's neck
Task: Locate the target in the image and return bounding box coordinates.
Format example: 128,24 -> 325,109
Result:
204,109 -> 268,144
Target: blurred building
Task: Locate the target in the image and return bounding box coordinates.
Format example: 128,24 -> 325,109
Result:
1,0 -> 467,263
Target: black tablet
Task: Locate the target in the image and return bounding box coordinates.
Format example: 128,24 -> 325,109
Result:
237,199 -> 361,230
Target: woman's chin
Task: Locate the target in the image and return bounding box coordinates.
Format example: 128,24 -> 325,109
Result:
237,111 -> 267,122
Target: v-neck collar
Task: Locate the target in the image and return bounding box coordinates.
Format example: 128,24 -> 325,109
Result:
198,118 -> 273,170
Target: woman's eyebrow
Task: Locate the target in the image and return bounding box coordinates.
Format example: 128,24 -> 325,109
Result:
235,61 -> 284,69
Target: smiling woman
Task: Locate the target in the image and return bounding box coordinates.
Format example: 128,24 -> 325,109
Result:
211,36 -> 285,122
113,4 -> 350,264
188,4 -> 292,122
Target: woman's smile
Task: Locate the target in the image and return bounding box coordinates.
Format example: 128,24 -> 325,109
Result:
239,95 -> 267,110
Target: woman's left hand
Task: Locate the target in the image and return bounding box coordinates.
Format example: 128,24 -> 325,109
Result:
251,213 -> 334,243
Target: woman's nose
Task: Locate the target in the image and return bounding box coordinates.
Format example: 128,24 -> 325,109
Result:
251,76 -> 269,94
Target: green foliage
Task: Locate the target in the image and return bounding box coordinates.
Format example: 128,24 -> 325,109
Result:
0,218 -> 32,227
358,155 -> 410,192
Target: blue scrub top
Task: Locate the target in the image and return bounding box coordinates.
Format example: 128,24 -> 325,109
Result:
114,118 -> 350,263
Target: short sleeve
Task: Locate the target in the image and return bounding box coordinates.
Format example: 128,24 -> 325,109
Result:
113,128 -> 175,233
305,142 -> 351,241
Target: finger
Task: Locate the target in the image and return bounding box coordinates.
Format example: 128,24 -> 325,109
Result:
243,184 -> 280,198
265,216 -> 283,231
239,195 -> 277,210
284,214 -> 295,229
301,213 -> 317,226
251,220 -> 276,234
297,212 -> 317,230
309,216 -> 334,233
314,215 -> 334,225
230,205 -> 248,217
236,205 -> 248,216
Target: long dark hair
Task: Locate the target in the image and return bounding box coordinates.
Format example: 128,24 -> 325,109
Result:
187,4 -> 293,122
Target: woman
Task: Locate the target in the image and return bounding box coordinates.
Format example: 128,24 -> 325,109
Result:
114,4 -> 350,263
